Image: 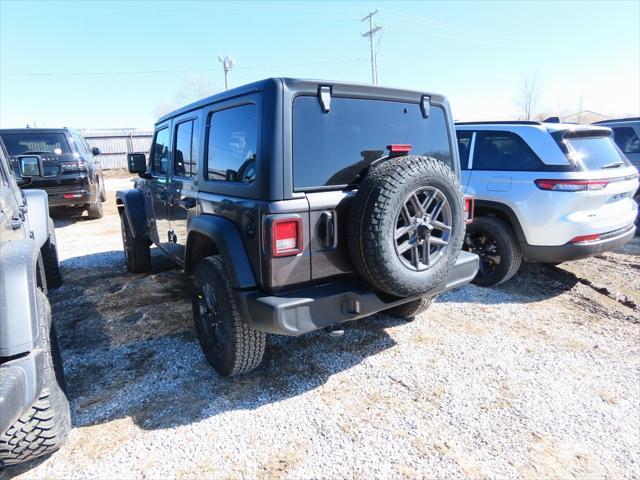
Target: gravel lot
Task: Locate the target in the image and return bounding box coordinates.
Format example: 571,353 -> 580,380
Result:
5,177 -> 640,479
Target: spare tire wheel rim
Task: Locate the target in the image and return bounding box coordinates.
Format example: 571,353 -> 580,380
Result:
394,186 -> 452,271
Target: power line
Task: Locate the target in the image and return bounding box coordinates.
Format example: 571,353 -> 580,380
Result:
1,58 -> 367,77
361,10 -> 383,85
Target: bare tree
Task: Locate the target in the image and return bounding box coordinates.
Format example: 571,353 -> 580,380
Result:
153,74 -> 219,118
516,72 -> 542,121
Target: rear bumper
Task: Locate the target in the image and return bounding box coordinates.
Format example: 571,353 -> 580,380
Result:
239,251 -> 479,336
23,175 -> 98,207
0,349 -> 44,435
523,224 -> 635,263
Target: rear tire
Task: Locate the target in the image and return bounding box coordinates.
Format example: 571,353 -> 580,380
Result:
192,256 -> 266,377
0,290 -> 70,467
119,209 -> 150,273
386,297 -> 435,321
86,199 -> 103,220
464,216 -> 522,287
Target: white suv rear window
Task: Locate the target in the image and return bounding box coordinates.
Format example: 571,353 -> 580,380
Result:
564,135 -> 631,170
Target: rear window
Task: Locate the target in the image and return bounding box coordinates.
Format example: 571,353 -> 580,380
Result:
292,96 -> 452,190
1,132 -> 72,156
563,135 -> 631,170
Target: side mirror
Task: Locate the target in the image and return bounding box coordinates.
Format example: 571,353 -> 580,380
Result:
127,152 -> 148,174
91,146 -> 101,156
19,156 -> 41,177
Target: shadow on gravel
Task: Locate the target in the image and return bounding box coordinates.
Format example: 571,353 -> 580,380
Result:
443,262 -> 579,305
48,250 -> 399,432
50,208 -> 93,227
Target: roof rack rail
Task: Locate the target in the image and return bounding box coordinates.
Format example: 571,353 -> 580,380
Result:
592,117 -> 640,125
455,120 -> 542,126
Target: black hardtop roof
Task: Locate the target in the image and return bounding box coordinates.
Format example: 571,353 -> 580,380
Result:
592,117 -> 640,125
156,77 -> 447,126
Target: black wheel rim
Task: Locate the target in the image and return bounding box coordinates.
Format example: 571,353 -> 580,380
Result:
195,282 -> 224,353
394,186 -> 452,271
464,231 -> 501,279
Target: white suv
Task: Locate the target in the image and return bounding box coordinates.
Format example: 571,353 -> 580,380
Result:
456,121 -> 639,286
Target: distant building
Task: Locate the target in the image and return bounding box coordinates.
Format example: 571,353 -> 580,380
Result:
80,128 -> 153,170
560,110 -> 609,124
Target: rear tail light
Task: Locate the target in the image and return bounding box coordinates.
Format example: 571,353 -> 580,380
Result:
463,196 -> 474,224
63,193 -> 83,199
534,179 -> 609,191
271,217 -> 303,257
569,233 -> 600,243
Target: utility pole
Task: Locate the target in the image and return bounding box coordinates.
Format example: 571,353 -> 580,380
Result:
361,10 -> 383,85
218,55 -> 235,91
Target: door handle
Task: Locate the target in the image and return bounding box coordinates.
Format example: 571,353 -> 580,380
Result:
181,198 -> 197,209
10,218 -> 23,230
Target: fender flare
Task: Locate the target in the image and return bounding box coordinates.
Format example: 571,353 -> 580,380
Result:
473,200 -> 528,245
186,215 -> 257,289
115,189 -> 148,240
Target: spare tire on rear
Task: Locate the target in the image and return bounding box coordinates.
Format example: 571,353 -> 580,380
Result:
347,155 -> 465,298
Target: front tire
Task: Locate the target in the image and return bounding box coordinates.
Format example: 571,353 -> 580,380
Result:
119,210 -> 151,273
41,239 -> 62,289
192,256 -> 266,377
464,216 -> 522,286
0,290 -> 70,467
386,297 -> 435,321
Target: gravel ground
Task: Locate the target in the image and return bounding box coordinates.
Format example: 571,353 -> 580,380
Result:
5,177 -> 640,479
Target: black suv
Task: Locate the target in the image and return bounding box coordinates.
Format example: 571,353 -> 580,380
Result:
0,128 -> 106,219
117,78 -> 479,376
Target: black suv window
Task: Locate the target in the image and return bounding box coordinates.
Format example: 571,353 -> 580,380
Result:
292,97 -> 452,189
71,132 -> 88,155
206,104 -> 257,184
456,131 -> 472,170
612,127 -> 640,155
474,131 -> 542,171
174,119 -> 199,177
1,132 -> 72,156
151,127 -> 170,175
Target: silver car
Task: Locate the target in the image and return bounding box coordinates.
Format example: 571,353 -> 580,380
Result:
456,121 -> 639,286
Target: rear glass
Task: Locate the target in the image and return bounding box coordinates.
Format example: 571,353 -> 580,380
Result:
564,135 -> 630,170
1,132 -> 72,156
292,96 -> 452,189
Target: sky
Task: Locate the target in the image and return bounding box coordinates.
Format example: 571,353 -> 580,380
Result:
1,0 -> 639,129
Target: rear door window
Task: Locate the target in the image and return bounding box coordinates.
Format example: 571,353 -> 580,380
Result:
292,96 -> 452,189
174,119 -> 199,177
474,131 -> 542,171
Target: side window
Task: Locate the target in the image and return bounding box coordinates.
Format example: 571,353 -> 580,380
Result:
474,131 -> 542,171
174,119 -> 199,177
456,131 -> 473,170
71,133 -> 88,155
612,127 -> 640,155
206,104 -> 257,184
151,127 -> 170,175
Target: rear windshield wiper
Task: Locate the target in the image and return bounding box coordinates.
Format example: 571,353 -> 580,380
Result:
602,161 -> 624,169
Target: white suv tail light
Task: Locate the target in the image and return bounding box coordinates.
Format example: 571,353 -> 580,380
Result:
534,179 -> 609,191
463,195 -> 474,223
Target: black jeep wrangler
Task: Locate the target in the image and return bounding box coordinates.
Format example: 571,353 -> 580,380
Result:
117,78 -> 479,376
0,128 -> 106,219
